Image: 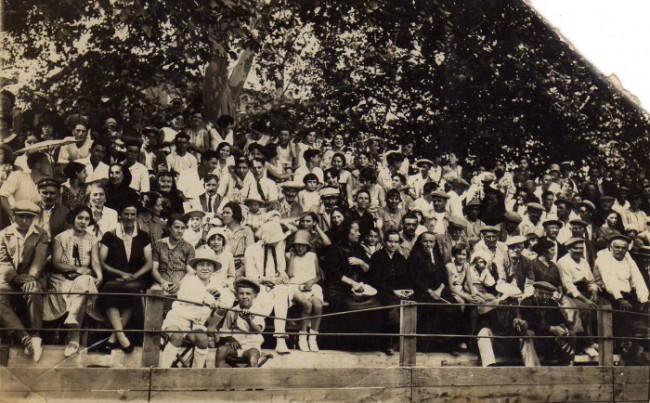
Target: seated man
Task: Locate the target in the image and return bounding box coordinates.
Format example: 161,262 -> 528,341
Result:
216,277 -> 265,368
0,201 -> 48,362
518,281 -> 576,366
594,234 -> 649,361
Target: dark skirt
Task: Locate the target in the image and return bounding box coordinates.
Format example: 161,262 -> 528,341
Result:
100,277 -> 151,310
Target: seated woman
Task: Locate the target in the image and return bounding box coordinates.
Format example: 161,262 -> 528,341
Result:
105,163 -> 138,213
151,213 -> 194,295
445,243 -> 473,354
159,248 -> 223,368
408,231 -> 460,352
154,171 -> 186,218
221,202 -> 254,278
321,220 -> 382,351
44,206 -> 103,357
98,202 -> 153,353
367,229 -> 413,355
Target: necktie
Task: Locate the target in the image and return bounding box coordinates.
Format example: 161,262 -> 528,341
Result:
207,194 -> 213,213
256,180 -> 266,202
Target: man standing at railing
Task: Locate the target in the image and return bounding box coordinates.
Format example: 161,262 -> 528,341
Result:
0,201 -> 48,362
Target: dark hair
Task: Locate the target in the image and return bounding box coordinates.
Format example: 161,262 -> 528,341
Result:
66,205 -> 95,226
301,211 -> 319,223
216,142 -> 232,157
202,150 -> 218,161
541,190 -> 554,200
248,157 -> 265,167
175,131 -> 190,142
63,162 -> 86,180
27,152 -> 49,169
385,188 -> 401,201
392,173 -> 406,185
359,166 -> 377,183
168,213 -> 185,226
0,114 -> 13,129
0,144 -> 15,165
422,182 -> 438,195
1,90 -> 16,105
402,211 -> 419,224
331,152 -> 346,166
386,152 -> 404,166
383,228 -> 401,242
303,173 -> 318,184
90,139 -> 109,150
223,201 -> 244,223
324,167 -> 340,180
304,148 -> 321,162
262,143 -> 277,159
354,188 -> 370,200
109,163 -> 133,188
140,191 -> 162,211
204,174 -> 219,184
451,243 -> 468,258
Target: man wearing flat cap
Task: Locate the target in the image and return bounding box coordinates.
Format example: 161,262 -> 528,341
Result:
35,177 -> 69,240
593,235 -> 649,354
463,198 -> 485,244
567,218 -> 597,267
0,201 -> 48,363
270,181 -> 303,220
426,189 -> 455,236
408,158 -> 437,199
435,214 -> 468,264
518,281 -> 576,366
539,219 -> 567,262
498,211 -> 522,243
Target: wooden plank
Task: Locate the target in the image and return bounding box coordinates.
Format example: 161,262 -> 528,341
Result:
6,391 -> 150,402
597,300 -> 614,366
151,368 -> 411,391
399,300 -> 417,367
141,288 -> 164,367
4,368 -> 150,392
150,387 -> 411,402
613,366 -> 650,402
413,384 -> 612,402
0,366 -> 32,392
413,366 -> 612,387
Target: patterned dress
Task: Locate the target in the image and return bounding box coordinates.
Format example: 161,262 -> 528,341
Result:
43,229 -> 103,321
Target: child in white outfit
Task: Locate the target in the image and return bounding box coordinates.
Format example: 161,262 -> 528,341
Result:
159,249 -> 223,368
298,173 -> 321,212
286,230 -> 324,352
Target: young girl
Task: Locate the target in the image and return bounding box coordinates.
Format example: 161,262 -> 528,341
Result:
298,173 -> 321,212
361,227 -> 382,260
445,243 -> 473,353
287,230 -> 324,352
243,195 -> 266,233
159,248 -> 223,368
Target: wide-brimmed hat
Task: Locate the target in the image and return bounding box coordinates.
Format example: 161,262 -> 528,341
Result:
292,230 -> 311,247
505,235 -> 527,247
235,277 -> 261,294
466,198 -> 481,208
416,158 -> 434,166
257,221 -> 288,244
542,219 -> 563,228
579,200 -> 596,212
319,187 -> 340,197
12,200 -> 40,216
470,250 -> 492,264
281,181 -> 304,191
526,202 -> 544,211
189,248 -> 221,270
244,194 -> 266,205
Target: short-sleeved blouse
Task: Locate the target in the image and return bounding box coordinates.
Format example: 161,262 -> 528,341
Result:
100,229 -> 151,279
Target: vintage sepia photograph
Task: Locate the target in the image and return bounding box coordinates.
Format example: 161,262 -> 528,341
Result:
1,0 -> 649,401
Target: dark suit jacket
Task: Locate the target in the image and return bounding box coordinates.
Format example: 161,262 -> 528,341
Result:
540,236 -> 568,261
38,202 -> 69,239
0,224 -> 49,281
198,192 -> 220,214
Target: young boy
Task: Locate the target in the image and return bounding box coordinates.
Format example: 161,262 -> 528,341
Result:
182,209 -> 206,248
159,248 -> 223,368
298,173 -> 321,212
216,278 -> 265,367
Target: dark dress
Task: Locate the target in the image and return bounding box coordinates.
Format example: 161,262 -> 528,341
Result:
408,244 -> 461,351
321,241 -> 382,350
105,168 -> 139,213
346,208 -> 375,237
99,230 -> 152,309
529,259 -> 563,290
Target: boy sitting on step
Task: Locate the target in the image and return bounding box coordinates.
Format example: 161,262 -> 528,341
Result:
216,277 -> 265,367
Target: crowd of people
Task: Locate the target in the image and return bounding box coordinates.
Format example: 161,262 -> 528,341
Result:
0,89 -> 649,368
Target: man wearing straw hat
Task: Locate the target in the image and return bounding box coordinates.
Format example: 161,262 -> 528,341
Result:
244,221 -> 292,354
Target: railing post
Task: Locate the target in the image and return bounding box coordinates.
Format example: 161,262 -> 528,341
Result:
597,300 -> 613,366
399,300 -> 417,367
141,289 -> 164,367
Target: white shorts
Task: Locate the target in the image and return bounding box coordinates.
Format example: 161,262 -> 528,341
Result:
162,309 -> 208,336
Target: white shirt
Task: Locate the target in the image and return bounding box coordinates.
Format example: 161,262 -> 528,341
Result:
166,152 -> 198,174
79,157 -> 109,183
58,137 -> 93,164
128,162 -> 150,192
557,254 -> 598,298
595,250 -> 649,302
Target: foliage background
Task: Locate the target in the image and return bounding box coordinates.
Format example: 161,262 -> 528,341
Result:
2,0 -> 649,176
